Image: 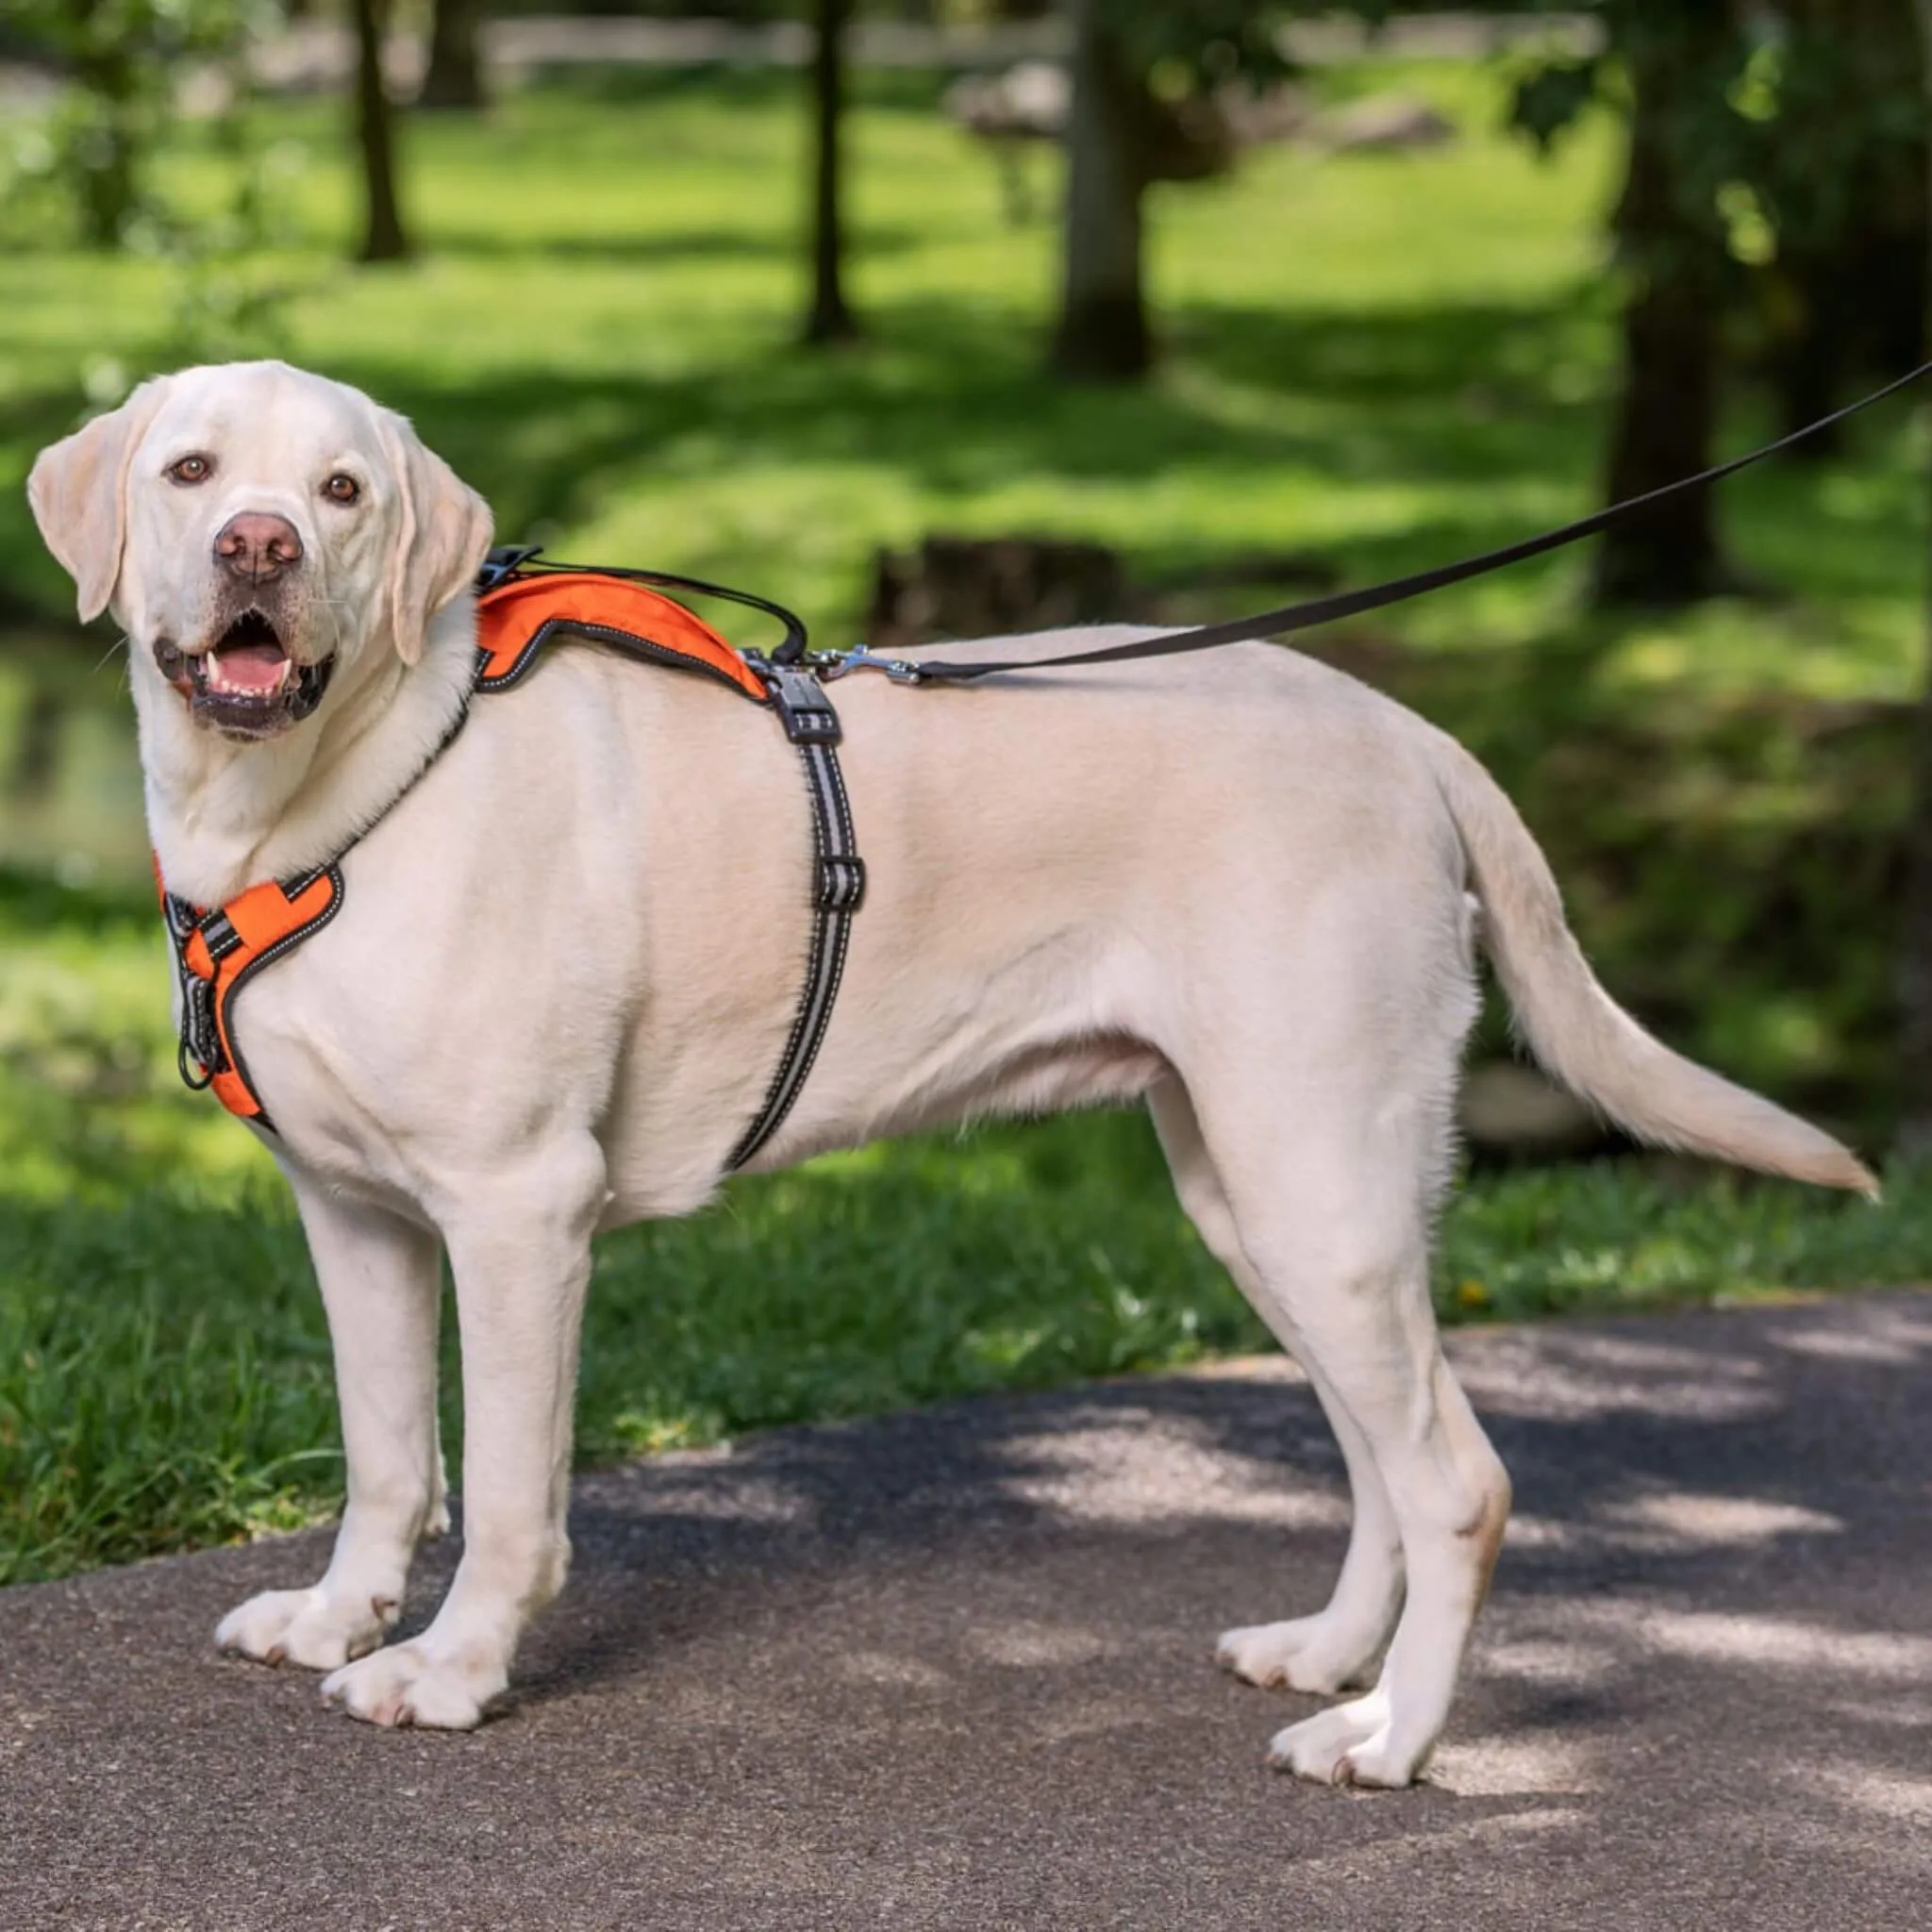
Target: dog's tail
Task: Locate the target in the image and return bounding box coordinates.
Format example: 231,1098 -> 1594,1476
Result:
1430,730 -> 1877,1196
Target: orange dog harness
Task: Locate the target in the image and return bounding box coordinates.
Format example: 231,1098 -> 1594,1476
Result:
162,554 -> 865,1166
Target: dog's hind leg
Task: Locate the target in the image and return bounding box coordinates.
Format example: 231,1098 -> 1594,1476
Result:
1170,946 -> 1508,1787
216,1178 -> 444,1672
321,1136 -> 607,1729
1222,1118 -> 1507,1787
1149,1077 -> 1403,1694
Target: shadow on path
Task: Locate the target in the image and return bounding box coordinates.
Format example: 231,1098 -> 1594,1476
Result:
3,1291 -> 1929,1928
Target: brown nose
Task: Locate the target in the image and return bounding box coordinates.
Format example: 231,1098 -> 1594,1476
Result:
213,511 -> 303,580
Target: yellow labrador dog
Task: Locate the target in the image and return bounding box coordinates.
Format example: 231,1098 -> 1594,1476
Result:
29,360 -> 1872,1786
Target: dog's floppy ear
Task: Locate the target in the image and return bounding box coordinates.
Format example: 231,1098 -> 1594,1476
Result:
27,380 -> 167,623
380,412 -> 493,667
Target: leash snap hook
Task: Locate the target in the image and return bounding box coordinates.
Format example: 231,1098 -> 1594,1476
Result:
819,644 -> 925,685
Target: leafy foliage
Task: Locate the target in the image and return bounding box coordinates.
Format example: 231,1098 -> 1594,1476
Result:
10,0 -> 272,247
1111,0 -> 1305,96
1507,55 -> 1603,158
1506,6 -> 1760,236
1507,0 -> 1927,284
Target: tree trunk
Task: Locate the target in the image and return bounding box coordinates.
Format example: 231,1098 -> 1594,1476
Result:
419,0 -> 489,113
802,0 -> 860,345
351,0 -> 410,262
69,0 -> 139,249
1592,18 -> 1737,606
1895,0 -> 1932,1146
1051,0 -> 1151,382
1769,0 -> 1927,457
6,683 -> 63,808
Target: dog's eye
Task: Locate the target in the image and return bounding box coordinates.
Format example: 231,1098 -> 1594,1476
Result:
167,455 -> 213,486
323,474 -> 360,506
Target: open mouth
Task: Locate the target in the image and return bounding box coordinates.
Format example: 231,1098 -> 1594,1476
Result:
155,612 -> 335,738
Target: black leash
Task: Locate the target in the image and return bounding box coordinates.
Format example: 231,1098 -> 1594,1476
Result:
442,357 -> 1930,1165
841,356 -> 1932,685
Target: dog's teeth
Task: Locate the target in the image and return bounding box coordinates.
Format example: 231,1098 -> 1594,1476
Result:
204,653 -> 293,696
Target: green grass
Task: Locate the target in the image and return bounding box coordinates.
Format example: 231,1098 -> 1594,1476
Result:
2,861 -> 1927,1588
7,1090 -> 1925,1589
3,60 -> 1930,1587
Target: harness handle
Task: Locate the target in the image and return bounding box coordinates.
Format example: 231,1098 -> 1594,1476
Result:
478,548 -> 813,667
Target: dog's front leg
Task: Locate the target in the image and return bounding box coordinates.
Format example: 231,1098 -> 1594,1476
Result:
321,1141 -> 605,1729
217,1178 -> 443,1671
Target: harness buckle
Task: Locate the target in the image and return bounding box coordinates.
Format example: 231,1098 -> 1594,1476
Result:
819,644 -> 925,685
817,855 -> 867,913
475,544 -> 545,593
760,664 -> 844,745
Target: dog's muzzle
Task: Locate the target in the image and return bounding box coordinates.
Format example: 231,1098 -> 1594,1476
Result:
154,609 -> 336,740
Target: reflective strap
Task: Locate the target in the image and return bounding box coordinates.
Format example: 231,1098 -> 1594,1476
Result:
163,892 -> 223,1090
728,663 -> 866,1170
160,870 -> 347,1130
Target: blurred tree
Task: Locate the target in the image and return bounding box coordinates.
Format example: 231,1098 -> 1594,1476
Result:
1515,1 -> 1927,596
6,686 -> 63,811
15,0 -> 257,248
1755,0 -> 1926,453
64,0 -> 141,247
1510,6 -> 1757,606
419,0 -> 490,112
350,0 -> 410,259
1051,0 -> 1293,381
1053,0 -> 1149,378
1896,0 -> 1932,1147
1591,9 -> 1751,605
803,0 -> 860,343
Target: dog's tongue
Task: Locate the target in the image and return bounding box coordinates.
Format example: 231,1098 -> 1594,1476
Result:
211,642 -> 288,693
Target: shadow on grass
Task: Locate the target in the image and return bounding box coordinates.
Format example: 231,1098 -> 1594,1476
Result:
337,290 -> 1616,562
7,275 -> 1916,635
425,219 -> 951,267
0,290 -> 1614,622
4,1081 -> 1924,1589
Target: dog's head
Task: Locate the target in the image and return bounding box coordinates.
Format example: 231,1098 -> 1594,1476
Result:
28,360 -> 492,742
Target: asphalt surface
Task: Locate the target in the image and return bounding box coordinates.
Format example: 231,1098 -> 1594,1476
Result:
5,1291 -> 1931,1930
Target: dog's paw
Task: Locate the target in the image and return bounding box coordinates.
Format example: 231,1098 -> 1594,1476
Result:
321,1639 -> 504,1730
216,1587 -> 399,1672
1217,1616 -> 1375,1696
1266,1690 -> 1417,1789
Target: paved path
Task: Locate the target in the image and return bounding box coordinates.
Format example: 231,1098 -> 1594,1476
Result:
5,1292 -> 1931,1929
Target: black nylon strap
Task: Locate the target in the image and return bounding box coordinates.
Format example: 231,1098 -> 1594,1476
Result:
905,356 -> 1932,683
163,891 -> 221,1091
729,662 -> 866,1169
475,557 -> 860,1170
